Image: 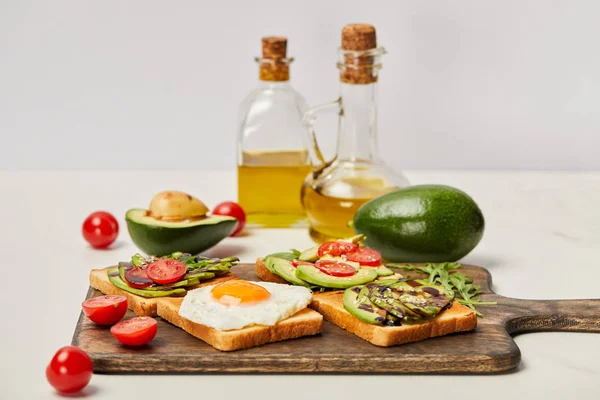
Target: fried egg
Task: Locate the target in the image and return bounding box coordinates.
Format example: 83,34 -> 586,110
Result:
178,280 -> 313,331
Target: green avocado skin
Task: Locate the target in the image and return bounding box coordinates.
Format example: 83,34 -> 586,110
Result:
126,217 -> 237,256
353,185 -> 485,262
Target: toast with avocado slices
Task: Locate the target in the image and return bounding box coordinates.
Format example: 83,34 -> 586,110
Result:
89,267 -> 237,316
156,294 -> 323,351
90,252 -> 239,316
310,290 -> 477,346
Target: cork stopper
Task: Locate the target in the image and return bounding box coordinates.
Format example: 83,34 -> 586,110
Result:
341,24 -> 377,51
262,36 -> 287,59
340,24 -> 379,84
259,36 -> 290,81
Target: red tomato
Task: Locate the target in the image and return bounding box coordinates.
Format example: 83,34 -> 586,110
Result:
82,211 -> 119,249
124,266 -> 153,289
146,259 -> 187,285
315,260 -> 356,277
317,241 -> 358,257
82,295 -> 128,325
292,259 -> 314,268
212,201 -> 246,236
345,247 -> 382,266
111,317 -> 157,346
46,346 -> 93,394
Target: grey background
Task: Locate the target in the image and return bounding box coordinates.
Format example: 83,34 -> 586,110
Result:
1,0 -> 599,170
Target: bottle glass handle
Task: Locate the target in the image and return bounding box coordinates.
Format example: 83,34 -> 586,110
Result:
303,98 -> 341,177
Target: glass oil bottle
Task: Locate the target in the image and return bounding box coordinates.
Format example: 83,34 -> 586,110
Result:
237,37 -> 311,228
301,24 -> 409,242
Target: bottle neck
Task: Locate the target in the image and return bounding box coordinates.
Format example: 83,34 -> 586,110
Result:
259,60 -> 290,82
336,82 -> 379,162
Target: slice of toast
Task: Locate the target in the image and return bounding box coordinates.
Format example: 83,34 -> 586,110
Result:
89,268 -> 237,317
311,291 -> 477,347
156,297 -> 323,351
255,258 -> 289,285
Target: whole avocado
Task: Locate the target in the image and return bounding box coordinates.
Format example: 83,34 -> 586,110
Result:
353,185 -> 484,262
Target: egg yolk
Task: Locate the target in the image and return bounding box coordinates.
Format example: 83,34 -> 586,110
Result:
211,280 -> 271,306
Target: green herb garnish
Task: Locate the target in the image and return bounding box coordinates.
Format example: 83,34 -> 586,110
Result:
386,262 -> 496,317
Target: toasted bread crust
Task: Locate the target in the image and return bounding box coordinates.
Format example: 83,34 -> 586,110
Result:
157,297 -> 323,351
311,291 -> 477,347
255,258 -> 290,285
89,268 -> 237,317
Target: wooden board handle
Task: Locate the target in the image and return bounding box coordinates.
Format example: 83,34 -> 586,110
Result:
500,297 -> 600,334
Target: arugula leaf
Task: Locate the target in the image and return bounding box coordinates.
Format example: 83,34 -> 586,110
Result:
131,253 -> 147,267
387,262 -> 496,317
265,251 -> 299,261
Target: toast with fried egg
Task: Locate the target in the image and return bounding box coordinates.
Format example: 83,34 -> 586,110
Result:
157,297 -> 323,351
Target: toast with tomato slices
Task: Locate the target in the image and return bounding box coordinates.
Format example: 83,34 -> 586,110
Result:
156,297 -> 323,351
89,267 -> 237,317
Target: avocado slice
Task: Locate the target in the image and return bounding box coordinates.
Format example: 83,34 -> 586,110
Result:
365,283 -> 415,319
362,265 -> 394,276
125,208 -> 237,256
264,257 -> 312,287
295,265 -> 377,289
107,268 -> 186,298
298,245 -> 319,262
264,251 -> 299,262
343,286 -> 386,325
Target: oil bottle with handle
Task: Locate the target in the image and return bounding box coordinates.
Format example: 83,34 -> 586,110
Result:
301,24 -> 409,242
237,37 -> 311,228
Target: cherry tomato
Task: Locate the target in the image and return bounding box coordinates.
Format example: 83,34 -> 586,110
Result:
292,259 -> 314,268
345,247 -> 382,266
124,266 -> 153,289
46,346 -> 93,394
212,201 -> 246,236
315,260 -> 357,277
82,211 -> 119,249
146,259 -> 187,285
317,241 -> 358,258
111,317 -> 157,346
82,295 -> 128,325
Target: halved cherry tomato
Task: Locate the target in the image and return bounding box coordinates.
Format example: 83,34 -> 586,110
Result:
82,295 -> 128,325
46,346 -> 93,394
346,247 -> 382,266
315,260 -> 356,277
124,266 -> 153,289
111,317 -> 157,346
317,241 -> 358,257
146,259 -> 187,285
292,259 -> 314,268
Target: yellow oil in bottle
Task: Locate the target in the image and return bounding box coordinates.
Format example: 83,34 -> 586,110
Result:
238,149 -> 311,228
301,175 -> 397,242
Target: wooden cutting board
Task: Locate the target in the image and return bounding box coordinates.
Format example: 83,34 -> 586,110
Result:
72,263 -> 600,373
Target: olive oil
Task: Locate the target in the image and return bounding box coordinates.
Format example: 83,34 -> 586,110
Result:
302,175 -> 395,242
238,149 -> 311,227
237,37 -> 311,228
300,24 -> 409,242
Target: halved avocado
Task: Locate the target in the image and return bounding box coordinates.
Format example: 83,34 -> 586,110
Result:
126,208 -> 237,256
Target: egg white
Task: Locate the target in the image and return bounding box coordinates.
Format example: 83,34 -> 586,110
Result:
178,281 -> 313,331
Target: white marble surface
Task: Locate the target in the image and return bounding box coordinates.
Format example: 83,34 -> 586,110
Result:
1,170 -> 599,399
